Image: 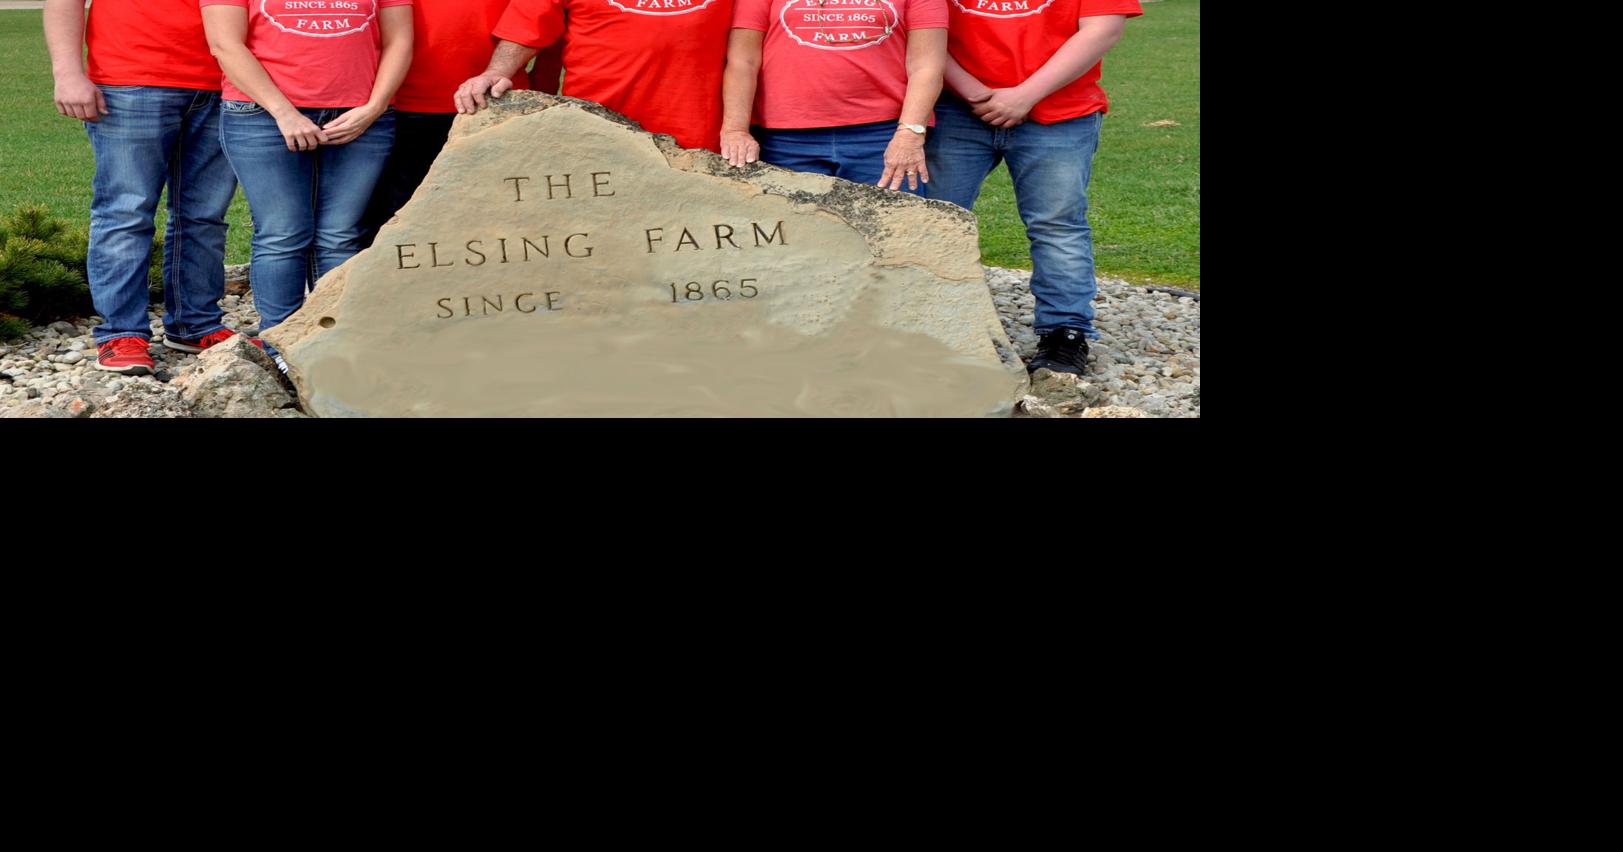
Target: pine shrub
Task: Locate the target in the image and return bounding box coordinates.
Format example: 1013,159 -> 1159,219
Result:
0,206 -> 92,340
0,205 -> 167,341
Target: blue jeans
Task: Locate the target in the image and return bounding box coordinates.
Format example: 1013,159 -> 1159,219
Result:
220,101 -> 394,339
924,97 -> 1103,338
84,86 -> 236,344
755,120 -> 921,196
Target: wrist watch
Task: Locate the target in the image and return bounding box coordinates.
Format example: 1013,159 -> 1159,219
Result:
898,122 -> 927,136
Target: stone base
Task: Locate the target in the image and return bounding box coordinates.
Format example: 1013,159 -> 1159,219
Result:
264,92 -> 1026,418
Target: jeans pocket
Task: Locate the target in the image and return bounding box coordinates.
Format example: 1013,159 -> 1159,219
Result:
221,100 -> 265,115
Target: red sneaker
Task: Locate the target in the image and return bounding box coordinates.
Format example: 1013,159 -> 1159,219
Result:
95,337 -> 155,375
162,327 -> 242,354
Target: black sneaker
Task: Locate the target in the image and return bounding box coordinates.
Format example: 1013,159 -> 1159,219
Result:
1027,328 -> 1090,375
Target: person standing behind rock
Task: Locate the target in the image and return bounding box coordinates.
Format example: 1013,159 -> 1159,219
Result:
201,0 -> 415,372
357,0 -> 564,249
718,0 -> 948,194
43,0 -> 245,377
454,0 -> 733,153
922,0 -> 1141,376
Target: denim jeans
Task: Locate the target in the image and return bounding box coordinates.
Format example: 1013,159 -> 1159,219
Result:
219,101 -> 395,339
84,86 -> 236,344
358,111 -> 455,249
755,120 -> 921,196
924,96 -> 1103,338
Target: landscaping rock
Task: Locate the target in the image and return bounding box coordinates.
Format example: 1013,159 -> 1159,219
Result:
172,334 -> 292,418
225,264 -> 251,297
1,401 -> 72,419
1081,406 -> 1149,419
91,383 -> 188,418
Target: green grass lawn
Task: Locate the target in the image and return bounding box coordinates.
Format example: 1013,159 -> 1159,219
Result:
0,0 -> 1198,285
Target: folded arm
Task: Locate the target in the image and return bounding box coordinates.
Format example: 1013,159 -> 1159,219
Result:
203,5 -> 327,151
324,5 -> 414,144
973,15 -> 1128,128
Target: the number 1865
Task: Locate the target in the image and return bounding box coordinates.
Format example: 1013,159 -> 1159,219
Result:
669,278 -> 760,303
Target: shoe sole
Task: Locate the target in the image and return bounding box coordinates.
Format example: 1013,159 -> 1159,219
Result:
95,360 -> 153,376
161,338 -> 204,354
1027,362 -> 1086,376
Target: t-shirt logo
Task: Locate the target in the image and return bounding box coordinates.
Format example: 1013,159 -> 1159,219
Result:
780,0 -> 898,51
259,0 -> 376,38
949,0 -> 1056,18
605,0 -> 720,14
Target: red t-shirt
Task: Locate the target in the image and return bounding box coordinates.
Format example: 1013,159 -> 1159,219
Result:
199,0 -> 414,108
395,1 -> 560,113
493,0 -> 732,152
733,0 -> 946,129
87,0 -> 222,91
946,0 -> 1141,124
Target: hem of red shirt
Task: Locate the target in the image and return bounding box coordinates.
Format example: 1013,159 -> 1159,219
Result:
1028,104 -> 1111,125
730,24 -> 948,31
88,75 -> 222,92
223,95 -> 378,109
755,112 -> 934,131
395,82 -> 530,114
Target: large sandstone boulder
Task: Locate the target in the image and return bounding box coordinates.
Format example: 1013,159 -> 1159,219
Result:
265,92 -> 1026,417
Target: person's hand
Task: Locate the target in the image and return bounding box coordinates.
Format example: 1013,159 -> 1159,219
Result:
454,74 -> 513,114
274,109 -> 328,152
878,129 -> 928,192
972,87 -> 1039,128
323,104 -> 384,145
54,73 -> 106,122
720,129 -> 759,168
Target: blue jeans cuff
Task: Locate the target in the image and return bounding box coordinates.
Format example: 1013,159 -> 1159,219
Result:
163,321 -> 227,341
1035,327 -> 1101,341
93,332 -> 152,345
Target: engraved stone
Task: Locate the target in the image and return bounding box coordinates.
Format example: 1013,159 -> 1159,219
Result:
264,92 -> 1026,417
